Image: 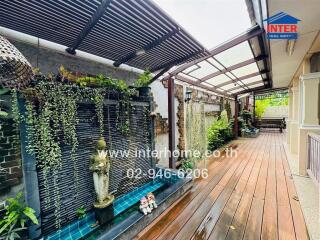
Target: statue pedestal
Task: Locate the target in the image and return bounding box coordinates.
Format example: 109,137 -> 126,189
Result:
94,195 -> 115,225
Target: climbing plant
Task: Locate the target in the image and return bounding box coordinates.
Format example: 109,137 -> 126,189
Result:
13,73 -> 136,229
185,101 -> 207,166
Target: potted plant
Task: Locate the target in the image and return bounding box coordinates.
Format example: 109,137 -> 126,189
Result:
134,70 -> 152,96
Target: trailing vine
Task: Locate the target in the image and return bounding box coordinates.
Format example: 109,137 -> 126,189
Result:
116,92 -> 131,135
143,106 -> 150,152
14,73 -> 137,229
11,89 -> 22,124
94,90 -> 104,137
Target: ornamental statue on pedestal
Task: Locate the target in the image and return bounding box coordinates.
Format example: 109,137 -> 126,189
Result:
90,137 -> 114,209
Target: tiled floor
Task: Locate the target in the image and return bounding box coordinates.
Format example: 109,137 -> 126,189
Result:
47,179 -> 167,240
46,212 -> 98,240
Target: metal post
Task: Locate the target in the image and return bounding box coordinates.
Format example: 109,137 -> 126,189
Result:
18,99 -> 42,239
253,93 -> 256,124
168,77 -> 176,168
234,96 -> 239,138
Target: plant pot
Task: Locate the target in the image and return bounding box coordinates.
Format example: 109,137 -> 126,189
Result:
138,86 -> 151,97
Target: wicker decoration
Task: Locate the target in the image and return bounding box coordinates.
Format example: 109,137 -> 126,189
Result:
0,35 -> 33,89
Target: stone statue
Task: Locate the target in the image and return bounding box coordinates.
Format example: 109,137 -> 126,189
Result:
90,137 -> 114,208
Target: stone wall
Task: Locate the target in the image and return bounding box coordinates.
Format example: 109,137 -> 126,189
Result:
0,95 -> 23,203
7,38 -> 140,85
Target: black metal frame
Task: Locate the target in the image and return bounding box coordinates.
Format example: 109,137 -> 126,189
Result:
0,0 -> 207,73
168,25 -> 271,97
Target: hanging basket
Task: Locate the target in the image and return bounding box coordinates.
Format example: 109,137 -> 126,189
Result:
0,35 -> 33,89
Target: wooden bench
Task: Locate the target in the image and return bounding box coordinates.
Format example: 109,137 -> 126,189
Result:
254,118 -> 285,132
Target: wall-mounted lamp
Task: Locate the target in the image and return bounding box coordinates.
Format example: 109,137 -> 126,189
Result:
136,48 -> 146,56
185,89 -> 192,103
286,39 -> 296,56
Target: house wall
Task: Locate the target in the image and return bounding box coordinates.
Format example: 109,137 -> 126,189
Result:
0,38 -> 141,204
7,38 -> 140,83
150,80 -> 222,167
287,36 -> 320,176
0,95 -> 24,204
263,105 -> 288,118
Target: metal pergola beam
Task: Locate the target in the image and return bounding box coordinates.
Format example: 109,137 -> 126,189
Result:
198,55 -> 267,83
215,71 -> 264,88
167,77 -> 175,168
171,25 -> 264,75
66,0 -> 112,54
175,74 -> 230,96
236,85 -> 268,95
228,80 -> 267,92
151,49 -> 205,72
114,28 -> 180,67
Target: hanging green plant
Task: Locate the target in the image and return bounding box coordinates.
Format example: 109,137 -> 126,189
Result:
115,92 -> 131,135
94,90 -> 105,137
16,73 -> 136,230
11,89 -> 22,124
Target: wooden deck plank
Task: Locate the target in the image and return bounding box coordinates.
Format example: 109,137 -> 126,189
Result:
136,143 -> 249,240
225,133 -> 272,240
243,197 -> 265,240
254,134 -> 270,200
187,135 -> 265,240
188,134 -> 263,239
172,141 -> 257,240
208,133 -> 270,240
155,142 -> 254,240
225,193 -> 253,240
277,143 -> 296,240
208,192 -> 242,240
261,133 -> 278,240
135,133 -> 309,240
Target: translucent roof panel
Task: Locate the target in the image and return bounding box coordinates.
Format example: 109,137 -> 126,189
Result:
183,65 -> 200,74
205,74 -> 231,86
241,75 -> 262,85
202,82 -> 214,88
225,72 -> 236,80
207,57 -> 225,71
214,41 -> 253,68
189,60 -> 219,79
169,26 -> 271,95
221,83 -> 245,91
178,73 -> 199,82
231,63 -> 260,78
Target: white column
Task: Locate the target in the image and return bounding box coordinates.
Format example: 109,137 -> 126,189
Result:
290,85 -> 300,154
287,89 -> 293,144
300,72 -> 320,126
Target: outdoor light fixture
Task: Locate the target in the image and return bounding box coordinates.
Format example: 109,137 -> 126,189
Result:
0,35 -> 33,89
185,89 -> 192,103
286,39 -> 296,56
136,48 -> 146,56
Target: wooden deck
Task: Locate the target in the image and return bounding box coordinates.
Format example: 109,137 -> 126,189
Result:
135,133 -> 309,240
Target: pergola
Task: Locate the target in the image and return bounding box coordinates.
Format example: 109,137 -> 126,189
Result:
0,1 -> 272,169
0,0 -> 207,74
165,25 -> 272,167
167,25 -> 272,96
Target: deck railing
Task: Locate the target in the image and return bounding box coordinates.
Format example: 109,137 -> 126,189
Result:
307,133 -> 320,184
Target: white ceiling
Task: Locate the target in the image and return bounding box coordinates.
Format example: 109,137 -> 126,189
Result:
268,0 -> 320,88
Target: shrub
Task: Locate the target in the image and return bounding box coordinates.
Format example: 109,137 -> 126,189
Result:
207,110 -> 233,151
0,192 -> 38,240
134,70 -> 152,87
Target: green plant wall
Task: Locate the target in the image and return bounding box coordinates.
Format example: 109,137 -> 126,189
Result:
185,101 -> 209,165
